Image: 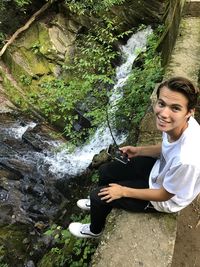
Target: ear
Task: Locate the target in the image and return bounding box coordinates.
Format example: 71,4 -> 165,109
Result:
186,108 -> 195,118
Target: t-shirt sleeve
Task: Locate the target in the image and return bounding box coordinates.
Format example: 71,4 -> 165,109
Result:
163,164 -> 200,199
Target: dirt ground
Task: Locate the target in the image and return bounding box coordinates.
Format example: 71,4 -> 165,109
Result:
171,196 -> 200,267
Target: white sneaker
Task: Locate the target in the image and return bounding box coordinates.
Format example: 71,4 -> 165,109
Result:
77,199 -> 91,211
68,223 -> 101,238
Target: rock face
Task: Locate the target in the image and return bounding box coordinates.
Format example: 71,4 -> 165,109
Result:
3,0 -> 167,75
3,12 -> 80,78
0,111 -> 73,226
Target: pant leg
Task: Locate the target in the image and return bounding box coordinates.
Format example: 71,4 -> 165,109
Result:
90,156 -> 157,234
90,187 -> 112,234
98,156 -> 156,186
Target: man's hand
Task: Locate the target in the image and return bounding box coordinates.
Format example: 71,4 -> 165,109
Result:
98,184 -> 174,203
98,183 -> 124,203
120,144 -> 161,158
119,146 -> 140,158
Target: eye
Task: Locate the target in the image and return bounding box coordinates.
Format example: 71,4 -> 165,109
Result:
172,106 -> 181,112
157,100 -> 165,107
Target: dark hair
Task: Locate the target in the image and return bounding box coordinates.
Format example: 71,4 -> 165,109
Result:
156,77 -> 199,110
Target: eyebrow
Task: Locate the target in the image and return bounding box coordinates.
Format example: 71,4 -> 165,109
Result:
158,99 -> 183,109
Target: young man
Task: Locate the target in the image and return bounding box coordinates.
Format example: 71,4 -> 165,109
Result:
69,76 -> 200,238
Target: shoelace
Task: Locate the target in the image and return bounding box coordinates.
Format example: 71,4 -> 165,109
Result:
81,224 -> 90,234
86,199 -> 91,207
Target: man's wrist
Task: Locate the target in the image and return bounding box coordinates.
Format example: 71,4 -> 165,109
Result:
122,186 -> 131,198
136,146 -> 142,156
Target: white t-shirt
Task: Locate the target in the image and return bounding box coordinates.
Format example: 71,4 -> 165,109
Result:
149,116 -> 200,213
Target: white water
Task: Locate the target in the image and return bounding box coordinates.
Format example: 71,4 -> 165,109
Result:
6,27 -> 152,178
44,26 -> 152,177
7,122 -> 36,139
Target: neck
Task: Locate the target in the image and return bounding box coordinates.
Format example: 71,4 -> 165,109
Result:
168,122 -> 189,143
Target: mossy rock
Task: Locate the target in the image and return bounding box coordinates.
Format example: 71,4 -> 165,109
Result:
0,224 -> 30,265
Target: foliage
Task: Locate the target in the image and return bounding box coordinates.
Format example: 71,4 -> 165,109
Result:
0,0 -> 31,11
31,42 -> 42,55
114,26 -> 164,132
0,245 -> 8,267
40,215 -> 98,267
0,32 -> 6,47
14,0 -> 31,8
26,16 -> 131,144
91,171 -> 99,183
65,0 -> 126,14
20,74 -> 32,86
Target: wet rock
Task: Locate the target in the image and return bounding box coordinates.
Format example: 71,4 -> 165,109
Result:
22,123 -> 66,151
90,150 -> 110,168
0,112 -> 73,228
24,260 -> 36,267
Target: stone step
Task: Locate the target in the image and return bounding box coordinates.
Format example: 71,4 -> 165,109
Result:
184,0 -> 200,17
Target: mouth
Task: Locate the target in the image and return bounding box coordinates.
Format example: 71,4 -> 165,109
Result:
157,116 -> 170,126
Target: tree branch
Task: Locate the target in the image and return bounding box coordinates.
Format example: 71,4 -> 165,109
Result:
0,0 -> 57,57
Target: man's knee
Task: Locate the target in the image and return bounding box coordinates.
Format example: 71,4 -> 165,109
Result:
90,187 -> 105,204
90,187 -> 100,202
98,163 -> 109,178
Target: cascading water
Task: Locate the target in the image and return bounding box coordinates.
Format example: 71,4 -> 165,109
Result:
2,27 -> 152,179
0,25 -> 154,267
44,26 -> 153,177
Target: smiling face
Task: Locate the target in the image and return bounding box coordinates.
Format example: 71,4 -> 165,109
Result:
154,86 -> 194,142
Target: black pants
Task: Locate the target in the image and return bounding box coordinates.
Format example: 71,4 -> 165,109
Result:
90,156 -> 157,234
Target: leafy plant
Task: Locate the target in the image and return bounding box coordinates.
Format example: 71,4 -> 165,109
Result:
91,171 -> 99,183
41,215 -> 98,267
113,26 -> 164,132
0,245 -> 8,267
0,0 -> 31,11
65,0 -> 126,14
0,32 -> 6,47
20,74 -> 32,86
31,42 -> 41,55
26,16 -> 131,144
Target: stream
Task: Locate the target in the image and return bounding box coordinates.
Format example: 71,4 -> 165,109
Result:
0,26 -> 152,266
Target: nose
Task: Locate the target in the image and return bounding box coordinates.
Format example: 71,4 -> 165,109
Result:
158,106 -> 170,118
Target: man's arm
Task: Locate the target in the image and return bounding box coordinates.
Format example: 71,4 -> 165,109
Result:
98,183 -> 174,203
122,186 -> 174,201
120,143 -> 161,158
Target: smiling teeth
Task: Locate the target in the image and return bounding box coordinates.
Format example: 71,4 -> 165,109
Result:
158,117 -> 168,123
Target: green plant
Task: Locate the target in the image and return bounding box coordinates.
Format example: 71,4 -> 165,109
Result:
20,74 -> 32,86
0,32 -> 6,47
41,215 -> 98,267
0,0 -> 32,11
91,171 -> 99,183
61,16 -> 131,141
25,16 -> 131,144
0,245 -> 8,267
65,0 -> 126,14
114,26 -> 164,132
31,42 -> 41,55
14,0 -> 31,8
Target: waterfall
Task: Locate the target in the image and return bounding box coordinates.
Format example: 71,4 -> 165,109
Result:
44,26 -> 152,177
7,122 -> 36,139
2,26 -> 152,178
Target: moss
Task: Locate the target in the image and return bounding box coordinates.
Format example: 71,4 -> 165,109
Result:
0,224 -> 29,265
37,22 -> 53,57
0,68 -> 27,109
4,47 -> 51,78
